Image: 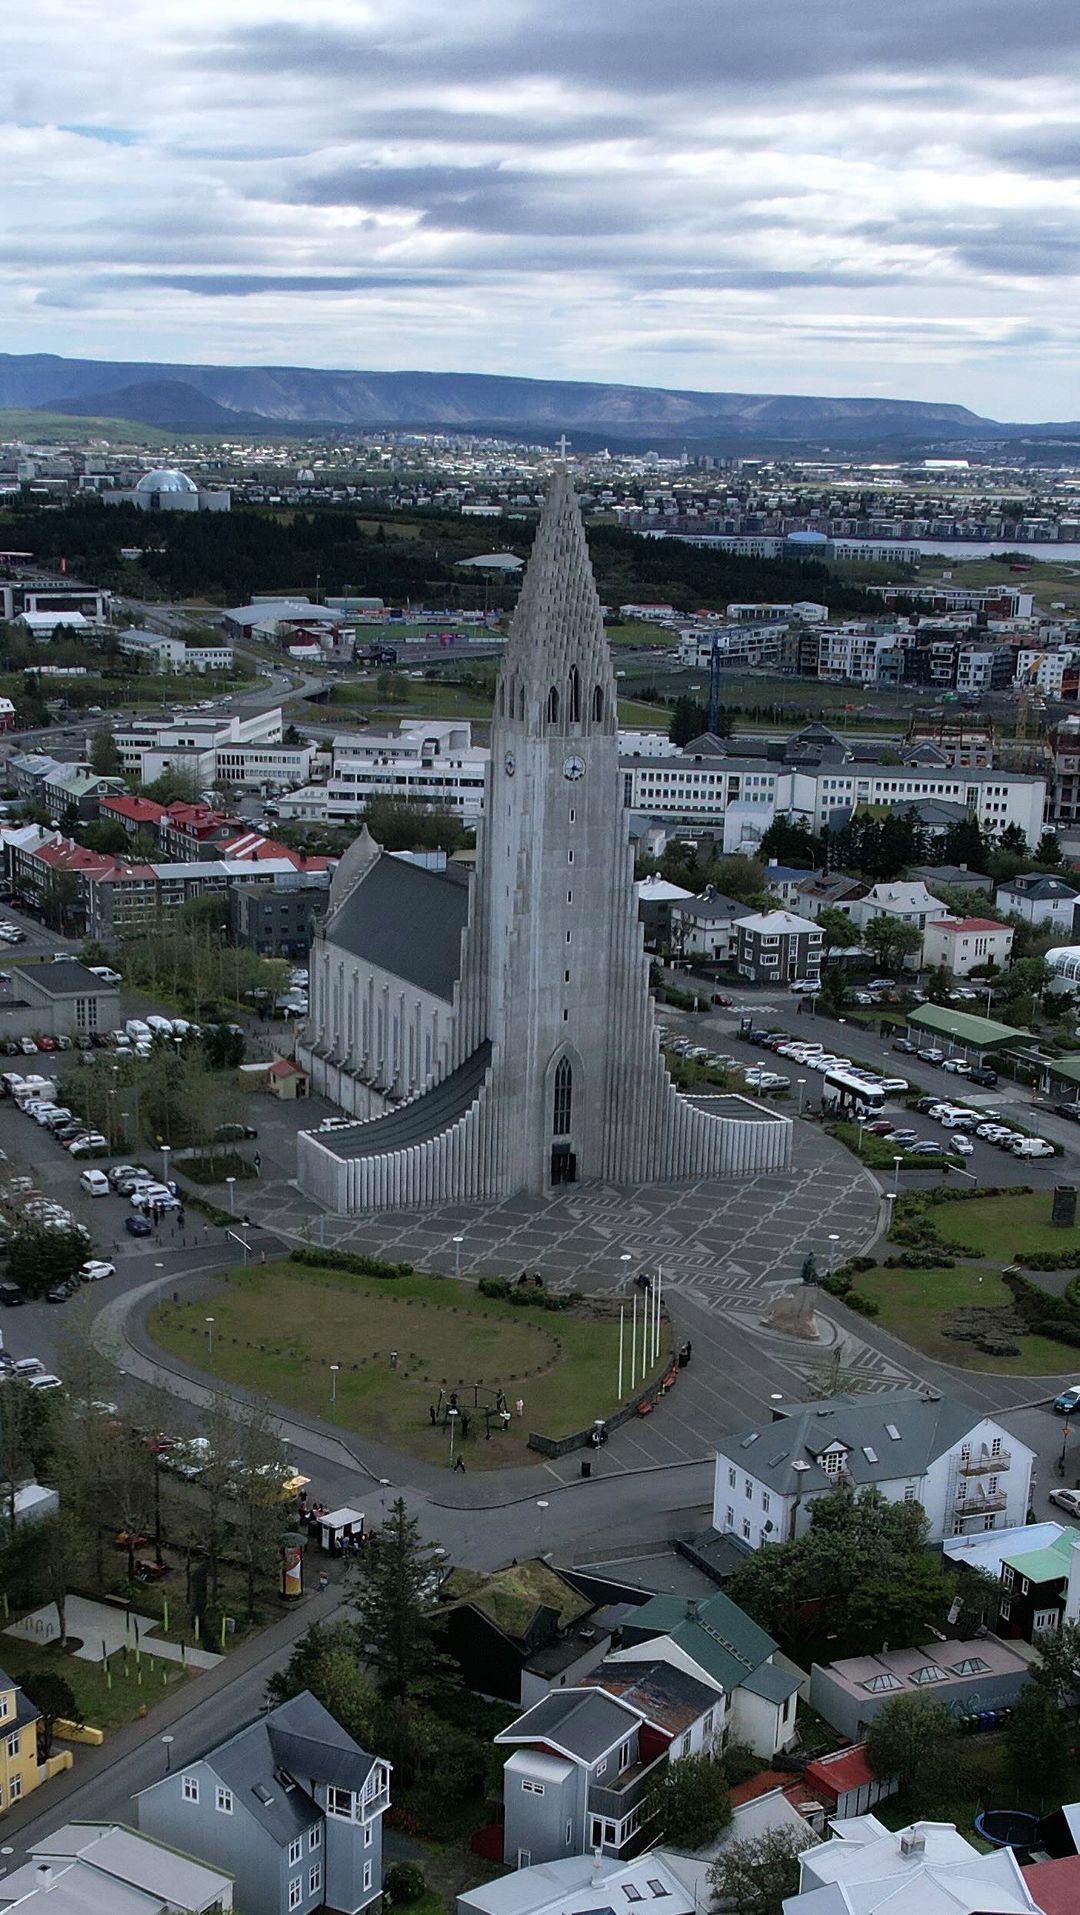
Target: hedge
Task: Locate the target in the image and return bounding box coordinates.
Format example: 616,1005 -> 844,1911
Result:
291,1247 -> 414,1279
1002,1268 -> 1080,1347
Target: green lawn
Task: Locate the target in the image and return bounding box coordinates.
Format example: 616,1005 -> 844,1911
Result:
827,1120 -> 958,1172
0,1635 -> 190,1736
328,681 -> 495,720
855,1263 -> 1079,1373
931,1191 -> 1080,1261
149,1260 -> 656,1470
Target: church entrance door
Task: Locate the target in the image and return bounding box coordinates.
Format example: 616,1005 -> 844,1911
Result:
551,1145 -> 577,1186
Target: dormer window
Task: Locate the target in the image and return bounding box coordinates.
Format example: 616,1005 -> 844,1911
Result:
819,1446 -> 847,1476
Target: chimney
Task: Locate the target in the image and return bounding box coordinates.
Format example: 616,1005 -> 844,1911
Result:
591,1849 -> 606,1887
35,1864 -> 54,1890
899,1829 -> 926,1858
686,1598 -> 699,1619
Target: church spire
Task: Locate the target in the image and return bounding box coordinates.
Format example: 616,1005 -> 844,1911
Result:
494,469 -> 615,736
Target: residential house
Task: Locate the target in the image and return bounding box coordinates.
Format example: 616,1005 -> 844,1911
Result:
908,863 -> 992,899
0,1821 -> 233,1912
792,873 -> 867,922
634,875 -> 694,948
809,1636 -> 1031,1744
600,1591 -> 800,1760
921,916 -> 1015,976
1023,1855 -> 1080,1915
800,1746 -> 894,1822
230,883 -> 328,960
762,863 -> 816,908
40,766 -> 125,823
713,1390 -> 1035,1549
668,891 -> 750,960
136,1690 -> 390,1915
0,1664 -> 45,1818
735,910 -> 822,986
995,872 -> 1080,932
433,1558 -> 621,1708
457,1851 -> 699,1915
945,1521 -> 1080,1645
784,1816 -> 1044,1915
850,880 -> 950,935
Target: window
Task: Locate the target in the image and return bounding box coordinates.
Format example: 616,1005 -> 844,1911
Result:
288,1880 -> 302,1912
546,685 -> 560,724
744,1477 -> 752,1499
647,1882 -> 670,1898
991,1436 -> 1002,1457
310,1864 -> 323,1896
182,1776 -> 199,1804
517,1851 -> 532,1870
762,1492 -> 770,1513
618,1739 -> 633,1772
624,1888 -> 644,1903
725,1506 -> 734,1527
566,1821 -> 573,1846
680,1733 -> 692,1756
742,1519 -> 751,1540
521,1779 -> 545,1795
364,1822 -> 373,1847
703,1710 -> 714,1737
728,1468 -> 736,1488
9,1774 -> 20,1803
309,1825 -> 322,1850
569,667 -> 581,723
327,1786 -> 354,1819
0,1696 -> 9,1723
289,1837 -> 303,1866
592,684 -> 604,722
4,1732 -> 18,1761
363,1861 -> 373,1892
215,1786 -> 233,1815
1000,1598 -> 1011,1621
553,1057 -> 572,1137
595,1760 -> 607,1777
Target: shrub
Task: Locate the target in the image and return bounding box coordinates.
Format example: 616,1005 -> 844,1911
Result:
385,1863 -> 427,1905
291,1247 -> 412,1279
883,1251 -> 956,1270
478,1276 -> 511,1299
822,1271 -> 853,1298
847,1293 -> 880,1317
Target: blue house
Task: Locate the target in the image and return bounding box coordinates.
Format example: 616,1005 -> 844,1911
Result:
136,1691 -> 390,1915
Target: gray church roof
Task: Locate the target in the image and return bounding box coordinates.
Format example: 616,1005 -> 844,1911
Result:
327,852 -> 469,1002
313,1041 -> 492,1161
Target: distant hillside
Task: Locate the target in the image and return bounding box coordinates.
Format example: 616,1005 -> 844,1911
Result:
0,350 -> 1073,449
0,407 -> 174,447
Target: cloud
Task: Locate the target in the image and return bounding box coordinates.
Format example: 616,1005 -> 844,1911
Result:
3,0 -> 1080,416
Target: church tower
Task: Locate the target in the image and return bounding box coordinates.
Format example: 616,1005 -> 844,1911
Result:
456,467 -> 692,1192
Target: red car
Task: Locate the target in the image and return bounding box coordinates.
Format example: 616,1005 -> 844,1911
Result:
35,1036 -> 58,1052
711,992 -> 733,1007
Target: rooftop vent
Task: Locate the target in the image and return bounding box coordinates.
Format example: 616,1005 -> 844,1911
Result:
900,1830 -> 926,1857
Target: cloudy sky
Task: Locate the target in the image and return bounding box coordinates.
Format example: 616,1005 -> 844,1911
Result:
6,0 -> 1080,417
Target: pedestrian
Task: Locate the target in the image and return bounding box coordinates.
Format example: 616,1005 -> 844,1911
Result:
515,1397 -> 524,1418
253,1152 -> 262,1176
449,1390 -> 458,1409
429,1404 -> 436,1426
461,1413 -> 470,1439
453,1453 -> 465,1472
177,1206 -> 185,1227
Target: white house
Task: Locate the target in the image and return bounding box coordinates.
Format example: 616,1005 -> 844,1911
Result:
670,891 -> 750,960
921,916 -> 1015,976
713,1390 -> 1035,1549
326,722 -> 489,825
995,872 -> 1080,932
850,881 -> 950,934
784,1816 -> 1043,1915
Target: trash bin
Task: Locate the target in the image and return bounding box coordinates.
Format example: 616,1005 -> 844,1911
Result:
581,1458 -> 592,1480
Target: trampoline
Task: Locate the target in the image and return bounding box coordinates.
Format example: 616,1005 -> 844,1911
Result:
974,1809 -> 1040,1850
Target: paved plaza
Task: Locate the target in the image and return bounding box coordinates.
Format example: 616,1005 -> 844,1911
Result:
5,1596 -> 221,1669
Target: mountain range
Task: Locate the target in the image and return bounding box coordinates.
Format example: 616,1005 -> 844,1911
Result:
0,351 -> 1075,451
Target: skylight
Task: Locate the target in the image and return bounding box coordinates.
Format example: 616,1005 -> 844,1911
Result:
910,1665 -> 949,1685
885,1424 -> 901,1440
740,1433 -> 760,1449
951,1657 -> 990,1677
862,1446 -> 879,1463
862,1673 -> 903,1693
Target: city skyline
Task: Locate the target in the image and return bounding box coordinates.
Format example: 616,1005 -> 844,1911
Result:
4,0 -> 1080,417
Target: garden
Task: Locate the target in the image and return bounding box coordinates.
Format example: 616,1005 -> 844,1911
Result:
823,1186 -> 1080,1374
148,1255 -> 662,1468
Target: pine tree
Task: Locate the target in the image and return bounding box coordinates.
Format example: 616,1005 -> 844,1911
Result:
352,1499 -> 456,1700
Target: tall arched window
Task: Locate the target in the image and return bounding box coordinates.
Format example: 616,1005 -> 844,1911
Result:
553,1056 -> 572,1135
518,685 -> 526,720
592,683 -> 604,722
498,680 -> 506,715
546,684 -> 560,724
568,666 -> 581,723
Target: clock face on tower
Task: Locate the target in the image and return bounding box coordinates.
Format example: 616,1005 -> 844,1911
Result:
562,754 -> 586,782
504,751 -> 516,777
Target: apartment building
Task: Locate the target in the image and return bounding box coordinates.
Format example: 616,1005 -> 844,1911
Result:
110,707 -> 303,790
921,916 -> 1015,976
326,721 -> 490,825
117,627 -> 235,674
996,872 -> 1080,932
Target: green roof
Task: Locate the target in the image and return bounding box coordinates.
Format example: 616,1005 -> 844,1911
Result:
1001,1532 -> 1076,1584
632,1591 -> 777,1692
1045,1057 -> 1080,1086
439,1558 -> 591,1639
908,1004 -> 1028,1049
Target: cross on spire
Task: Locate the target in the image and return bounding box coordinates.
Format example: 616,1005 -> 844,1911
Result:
555,433 -> 571,462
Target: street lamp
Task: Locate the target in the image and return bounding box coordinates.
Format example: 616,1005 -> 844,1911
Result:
160,1142 -> 171,1188
885,1189 -> 898,1228
620,1251 -> 632,1285
447,1406 -> 460,1465
827,1233 -> 840,1274
893,1152 -> 903,1190
161,1734 -> 174,1772
536,1498 -> 549,1555
797,1077 -> 806,1114
856,1115 -> 866,1156
205,1316 -> 214,1361
330,1362 -> 340,1408
452,1233 -> 463,1280
226,1176 -> 236,1214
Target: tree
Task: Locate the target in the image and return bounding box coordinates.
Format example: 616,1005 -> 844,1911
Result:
352,1497 -> 455,1700
226,1401 -> 290,1622
88,725 -> 123,777
40,870 -> 83,936
649,1754 -> 731,1849
143,765 -> 204,805
21,1670 -> 81,1757
816,907 -> 855,952
0,1510 -> 88,1648
362,796 -> 467,854
708,1826 -> 814,1915
862,915 -> 923,974
819,965 -> 848,1013
998,823 -> 1029,856
1006,1678 -> 1067,1796
757,819 -> 823,868
267,1621 -> 381,1746
865,1692 -> 954,1804
669,696 -> 708,747
7,1223 -> 91,1299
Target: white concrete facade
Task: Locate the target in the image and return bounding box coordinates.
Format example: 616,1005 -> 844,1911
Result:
921,918 -> 1015,976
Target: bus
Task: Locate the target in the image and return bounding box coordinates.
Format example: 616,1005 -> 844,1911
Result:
821,1069 -> 886,1115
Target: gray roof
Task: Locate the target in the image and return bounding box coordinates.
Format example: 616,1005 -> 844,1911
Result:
309,1041 -> 491,1163
497,1688 -> 641,1763
739,1662 -> 800,1704
909,865 -> 992,889
327,851 -> 469,1001
32,1822 -> 232,1911
583,1659 -> 719,1733
998,873 -> 1080,901
22,961 -> 115,998
719,1389 -> 995,1498
671,892 -> 749,924
267,1689 -> 378,1794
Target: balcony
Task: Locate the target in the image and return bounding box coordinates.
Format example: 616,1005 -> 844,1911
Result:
960,1449 -> 1010,1476
955,1487 -> 1008,1514
589,1753 -> 667,1821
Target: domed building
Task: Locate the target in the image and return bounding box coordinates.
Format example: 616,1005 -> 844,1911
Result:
104,466 -> 230,513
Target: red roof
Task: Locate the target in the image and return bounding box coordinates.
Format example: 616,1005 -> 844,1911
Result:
728,1770 -> 791,1807
804,1744 -> 877,1801
1023,1856 -> 1080,1915
101,795 -> 166,825
928,916 -> 1011,933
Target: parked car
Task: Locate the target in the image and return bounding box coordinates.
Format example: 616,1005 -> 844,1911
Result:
865,1120 -> 895,1136
892,1039 -> 918,1054
68,1134 -> 108,1158
0,1282 -> 26,1306
942,1058 -> 971,1075
125,1214 -> 153,1237
78,1169 -> 110,1197
27,1373 -> 62,1391
969,1067 -> 998,1087
1049,1487 -> 1080,1516
907,1140 -> 946,1155
916,1047 -> 946,1063
711,992 -> 733,1007
1012,1137 -> 1055,1159
1053,1384 -> 1080,1415
889,1129 -> 919,1145
79,1260 -> 116,1282
952,1135 -> 975,1155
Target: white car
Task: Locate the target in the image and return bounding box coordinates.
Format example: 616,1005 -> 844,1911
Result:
166,1436 -> 212,1479
877,1078 -> 910,1093
942,1058 -> 971,1074
79,1260 -> 116,1281
146,1015 -> 174,1036
1012,1137 -> 1056,1159
952,1135 -> 975,1155
130,1187 -> 181,1214
27,1374 -> 63,1392
68,1134 -> 108,1157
